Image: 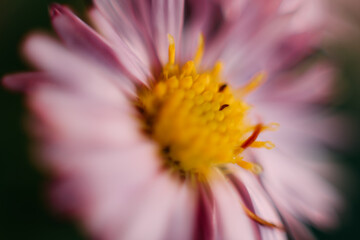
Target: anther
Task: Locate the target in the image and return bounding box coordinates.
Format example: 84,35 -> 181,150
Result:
218,84 -> 227,92
234,124 -> 262,155
163,146 -> 170,154
219,104 -> 229,111
241,124 -> 262,149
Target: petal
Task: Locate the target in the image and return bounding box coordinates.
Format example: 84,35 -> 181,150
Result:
210,170 -> 257,240
250,100 -> 349,148
48,143 -> 161,238
87,6 -> 154,83
23,34 -> 135,99
50,3 -> 146,82
163,183 -> 196,240
151,0 -> 185,64
180,0 -> 213,62
2,72 -> 51,92
194,181 -> 216,240
257,64 -> 335,104
253,147 -> 343,229
93,0 -> 156,69
278,210 -> 316,240
231,167 -> 287,240
120,173 -> 181,240
28,85 -> 142,149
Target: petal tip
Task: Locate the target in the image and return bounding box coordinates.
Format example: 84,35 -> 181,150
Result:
2,75 -> 13,90
49,3 -> 64,18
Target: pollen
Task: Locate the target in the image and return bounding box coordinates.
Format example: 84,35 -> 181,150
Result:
136,35 -> 275,178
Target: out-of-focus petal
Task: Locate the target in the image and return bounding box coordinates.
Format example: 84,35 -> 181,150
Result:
87,6 -> 154,82
93,0 -> 157,69
2,72 -> 52,92
257,63 -> 335,104
28,85 -> 141,148
194,181 -> 216,240
23,34 -> 135,98
50,3 -> 147,83
48,143 -> 161,239
230,167 -> 287,240
211,170 -> 257,240
163,183 -> 196,240
151,0 -> 184,64
253,147 -> 343,229
180,0 -> 213,62
119,173 -> 181,240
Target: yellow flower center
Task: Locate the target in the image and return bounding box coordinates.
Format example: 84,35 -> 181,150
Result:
136,35 -> 276,179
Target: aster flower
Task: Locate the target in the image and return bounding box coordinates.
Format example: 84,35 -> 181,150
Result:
3,0 -> 344,239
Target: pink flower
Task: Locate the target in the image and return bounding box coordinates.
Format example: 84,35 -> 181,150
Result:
3,1 -> 345,239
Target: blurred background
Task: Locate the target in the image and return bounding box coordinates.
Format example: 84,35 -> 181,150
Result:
0,0 -> 359,239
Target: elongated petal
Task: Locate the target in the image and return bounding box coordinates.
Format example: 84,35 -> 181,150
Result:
87,6 -> 154,83
194,181 -> 216,240
254,147 -> 343,229
93,0 -> 156,69
211,170 -> 257,240
50,3 -> 143,81
151,0 -> 184,64
163,183 -> 196,240
231,168 -> 287,240
120,173 -> 181,240
48,143 -> 161,238
28,85 -> 141,149
23,34 -> 135,99
2,72 -> 52,91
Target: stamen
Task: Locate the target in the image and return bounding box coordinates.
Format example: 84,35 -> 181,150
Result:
263,122 -> 280,131
237,71 -> 267,97
212,61 -> 223,77
136,34 -> 276,178
168,34 -> 176,65
241,204 -> 284,230
234,124 -> 263,155
194,34 -> 204,66
236,158 -> 263,175
218,84 -> 227,92
250,141 -> 275,149
219,104 -> 229,111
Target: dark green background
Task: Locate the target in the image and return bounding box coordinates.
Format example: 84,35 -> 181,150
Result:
0,0 -> 359,239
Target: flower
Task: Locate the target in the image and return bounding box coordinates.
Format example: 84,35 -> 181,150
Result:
3,0 -> 344,239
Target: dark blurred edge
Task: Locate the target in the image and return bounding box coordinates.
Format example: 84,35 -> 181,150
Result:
0,0 -> 360,239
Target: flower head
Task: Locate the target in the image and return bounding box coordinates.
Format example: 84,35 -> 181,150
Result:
3,0 -> 344,239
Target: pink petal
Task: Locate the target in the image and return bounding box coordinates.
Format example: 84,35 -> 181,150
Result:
2,72 -> 52,92
163,183 -> 196,240
120,173 -> 181,240
47,142 -> 161,237
280,0 -> 325,33
180,0 -> 213,62
231,167 -> 287,240
50,3 -> 147,83
253,147 -> 343,229
278,209 -> 316,240
23,34 -> 135,99
93,0 -> 157,69
28,85 -> 142,149
87,6 -> 154,83
250,100 -> 349,148
258,63 -> 335,104
210,170 -> 257,240
151,0 -> 184,64
194,181 -> 216,240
